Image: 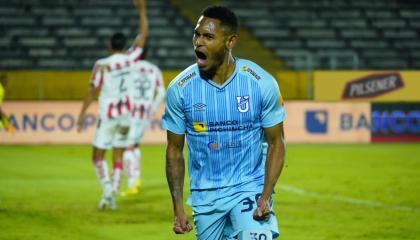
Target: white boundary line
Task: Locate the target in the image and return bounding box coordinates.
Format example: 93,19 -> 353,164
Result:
279,184 -> 420,213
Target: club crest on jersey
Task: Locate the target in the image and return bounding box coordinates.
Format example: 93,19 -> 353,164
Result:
236,96 -> 249,113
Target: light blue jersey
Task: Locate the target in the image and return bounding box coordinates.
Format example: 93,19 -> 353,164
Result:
162,58 -> 286,205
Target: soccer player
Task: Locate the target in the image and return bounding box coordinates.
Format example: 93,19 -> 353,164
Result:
122,46 -> 166,196
162,5 -> 286,240
76,0 -> 148,210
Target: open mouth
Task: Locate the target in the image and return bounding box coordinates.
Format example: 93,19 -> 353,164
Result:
195,49 -> 208,68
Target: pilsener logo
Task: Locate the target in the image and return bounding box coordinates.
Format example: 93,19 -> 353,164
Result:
193,122 -> 207,133
342,72 -> 404,99
306,111 -> 328,134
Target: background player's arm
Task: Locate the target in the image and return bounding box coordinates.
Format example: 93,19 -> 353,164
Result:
165,131 -> 193,234
132,0 -> 148,49
77,84 -> 98,132
150,69 -> 166,116
254,123 -> 286,220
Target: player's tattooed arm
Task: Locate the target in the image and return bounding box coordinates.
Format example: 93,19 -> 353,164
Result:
254,122 -> 286,221
165,131 -> 193,234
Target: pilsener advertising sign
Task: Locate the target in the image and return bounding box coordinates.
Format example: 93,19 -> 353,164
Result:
314,71 -> 420,101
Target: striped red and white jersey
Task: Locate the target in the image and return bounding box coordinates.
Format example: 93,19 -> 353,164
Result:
90,46 -> 143,119
128,60 -> 165,120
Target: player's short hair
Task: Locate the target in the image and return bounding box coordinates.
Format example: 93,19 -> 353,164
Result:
202,6 -> 238,34
110,32 -> 127,51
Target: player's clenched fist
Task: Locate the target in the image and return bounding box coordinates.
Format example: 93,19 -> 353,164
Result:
253,197 -> 271,221
173,215 -> 193,234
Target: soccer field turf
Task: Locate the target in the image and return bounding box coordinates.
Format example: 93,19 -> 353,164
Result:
0,144 -> 419,240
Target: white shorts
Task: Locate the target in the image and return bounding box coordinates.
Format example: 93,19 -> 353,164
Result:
92,115 -> 131,149
128,118 -> 149,146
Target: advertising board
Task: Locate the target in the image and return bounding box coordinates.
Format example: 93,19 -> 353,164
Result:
314,71 -> 420,101
0,102 -> 165,144
1,101 -> 372,144
371,103 -> 420,142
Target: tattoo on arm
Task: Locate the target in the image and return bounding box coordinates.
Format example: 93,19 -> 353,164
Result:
165,132 -> 186,211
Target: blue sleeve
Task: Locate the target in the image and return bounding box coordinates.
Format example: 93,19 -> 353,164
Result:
261,75 -> 286,128
161,85 -> 186,135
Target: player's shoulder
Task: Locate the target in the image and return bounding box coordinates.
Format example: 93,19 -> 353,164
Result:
93,54 -> 118,69
167,64 -> 199,90
141,60 -> 160,71
236,58 -> 275,83
91,57 -> 110,73
93,57 -> 108,67
133,60 -> 161,74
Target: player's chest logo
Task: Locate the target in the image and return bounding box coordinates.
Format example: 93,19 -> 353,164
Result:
193,103 -> 206,112
236,95 -> 249,113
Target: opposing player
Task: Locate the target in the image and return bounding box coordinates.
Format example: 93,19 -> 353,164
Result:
162,5 -> 286,240
122,46 -> 166,196
76,0 -> 148,210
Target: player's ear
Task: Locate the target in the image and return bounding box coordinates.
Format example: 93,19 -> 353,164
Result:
226,34 -> 238,50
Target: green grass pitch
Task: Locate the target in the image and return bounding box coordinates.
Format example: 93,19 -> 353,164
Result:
0,144 -> 419,240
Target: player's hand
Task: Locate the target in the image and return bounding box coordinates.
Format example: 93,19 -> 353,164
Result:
76,114 -> 84,132
133,0 -> 145,10
253,197 -> 271,221
173,213 -> 193,234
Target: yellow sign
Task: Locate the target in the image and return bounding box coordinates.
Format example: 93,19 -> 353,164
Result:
314,71 -> 420,101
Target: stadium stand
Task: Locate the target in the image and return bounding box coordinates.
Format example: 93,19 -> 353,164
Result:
0,0 -> 195,70
0,0 -> 419,70
224,0 -> 420,70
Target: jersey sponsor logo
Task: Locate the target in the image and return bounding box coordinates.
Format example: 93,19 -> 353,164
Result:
193,122 -> 207,132
236,96 -> 250,113
193,120 -> 252,133
342,72 -> 404,99
306,110 -> 328,134
208,120 -> 239,127
177,72 -> 196,87
207,141 -> 242,150
242,66 -> 261,80
208,141 -> 218,150
193,103 -> 206,112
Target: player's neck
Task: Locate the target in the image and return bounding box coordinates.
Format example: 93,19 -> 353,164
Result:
212,54 -> 236,85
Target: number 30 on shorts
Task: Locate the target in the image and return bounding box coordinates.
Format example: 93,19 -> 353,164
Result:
238,229 -> 272,240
